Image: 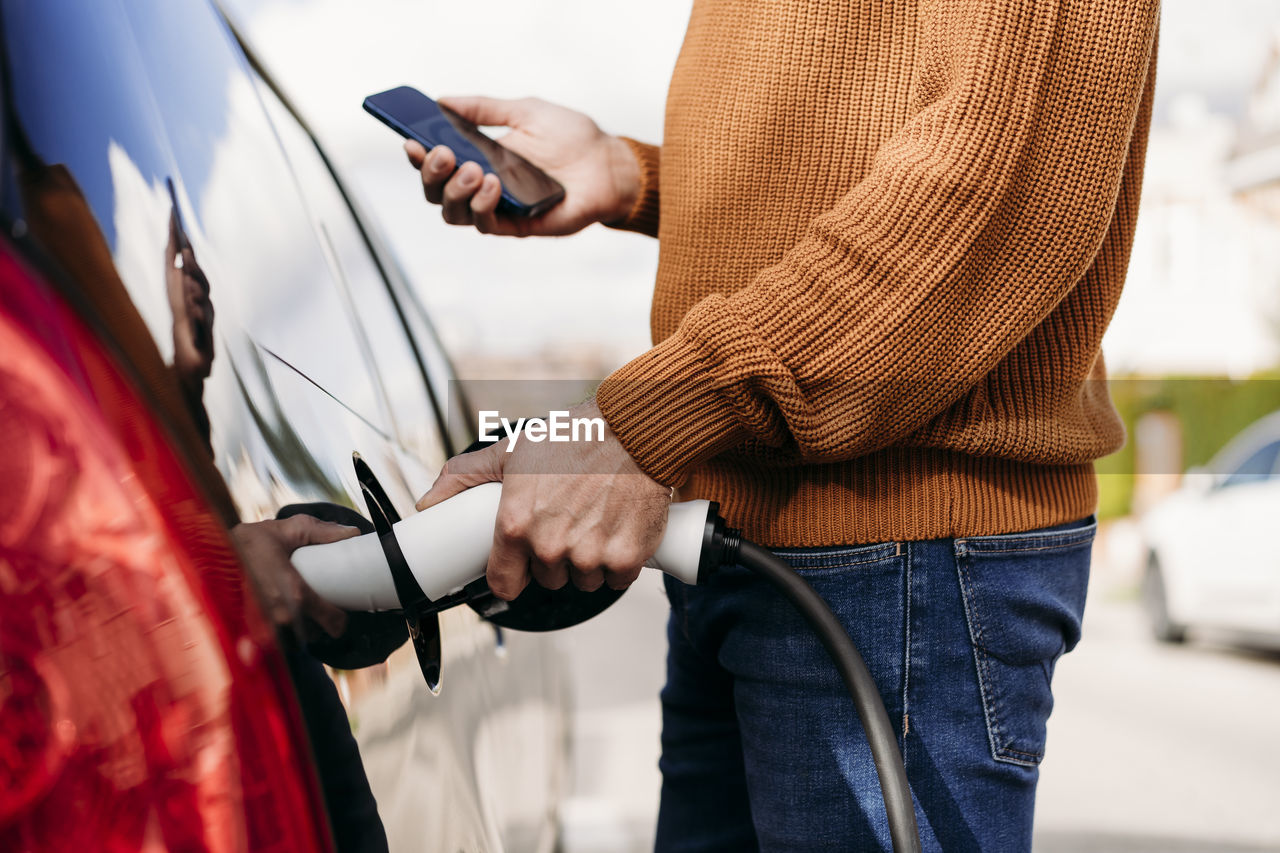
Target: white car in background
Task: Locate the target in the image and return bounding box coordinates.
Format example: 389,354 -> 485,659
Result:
1141,410 -> 1280,647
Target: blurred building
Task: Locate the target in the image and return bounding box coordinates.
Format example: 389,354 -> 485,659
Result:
1101,30 -> 1280,378
1229,31 -> 1280,357
1231,32 -> 1280,217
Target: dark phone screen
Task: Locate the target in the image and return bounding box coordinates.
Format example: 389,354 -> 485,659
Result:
365,87 -> 563,210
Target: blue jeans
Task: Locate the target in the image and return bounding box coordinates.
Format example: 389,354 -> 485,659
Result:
655,517 -> 1095,852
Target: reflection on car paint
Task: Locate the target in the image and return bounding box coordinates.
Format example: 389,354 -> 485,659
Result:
1,0 -> 567,848
166,182 -> 217,451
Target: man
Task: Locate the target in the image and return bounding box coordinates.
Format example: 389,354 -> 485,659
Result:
406,1 -> 1160,849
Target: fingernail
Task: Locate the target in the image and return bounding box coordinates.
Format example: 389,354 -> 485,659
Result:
458,170 -> 477,188
428,149 -> 446,168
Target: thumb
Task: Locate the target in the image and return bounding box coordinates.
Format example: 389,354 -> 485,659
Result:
416,443 -> 506,511
438,96 -> 527,129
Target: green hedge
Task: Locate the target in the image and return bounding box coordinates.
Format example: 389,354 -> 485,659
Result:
1096,371 -> 1280,519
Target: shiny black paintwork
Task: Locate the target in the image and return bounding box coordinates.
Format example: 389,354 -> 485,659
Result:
0,1 -> 566,849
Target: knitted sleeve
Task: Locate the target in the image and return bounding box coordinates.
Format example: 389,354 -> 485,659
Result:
595,0 -> 1159,487
606,137 -> 661,237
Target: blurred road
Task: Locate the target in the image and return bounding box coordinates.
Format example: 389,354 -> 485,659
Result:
1035,591 -> 1280,852
554,567 -> 1280,853
555,572 -> 667,853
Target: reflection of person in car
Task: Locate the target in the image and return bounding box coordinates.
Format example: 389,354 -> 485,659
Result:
158,195 -> 353,640
12,97 -> 385,847
155,195 -> 387,851
164,203 -> 216,450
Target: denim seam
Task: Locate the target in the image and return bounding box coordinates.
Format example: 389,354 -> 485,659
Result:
673,581 -> 694,648
787,558 -> 902,579
956,540 -> 1094,556
998,742 -> 1047,762
768,545 -> 901,563
901,541 -> 913,757
954,528 -> 1096,554
955,550 -> 1043,768
788,553 -> 898,568
955,553 -> 999,761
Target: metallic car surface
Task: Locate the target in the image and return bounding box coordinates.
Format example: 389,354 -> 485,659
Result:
0,0 -> 566,848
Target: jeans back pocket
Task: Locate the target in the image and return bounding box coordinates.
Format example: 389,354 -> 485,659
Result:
954,520 -> 1094,766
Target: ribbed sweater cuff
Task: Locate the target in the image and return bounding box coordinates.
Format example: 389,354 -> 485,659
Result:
605,138 -> 660,237
595,332 -> 747,487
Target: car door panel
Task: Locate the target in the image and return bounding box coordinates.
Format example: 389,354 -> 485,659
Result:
1197,480 -> 1280,633
2,1 -> 567,849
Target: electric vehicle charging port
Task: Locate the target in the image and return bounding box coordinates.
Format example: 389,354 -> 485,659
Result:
353,453 -> 443,692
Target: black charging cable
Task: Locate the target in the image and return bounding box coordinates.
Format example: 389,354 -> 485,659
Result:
704,518 -> 924,853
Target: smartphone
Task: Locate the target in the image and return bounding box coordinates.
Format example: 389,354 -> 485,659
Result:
363,86 -> 565,218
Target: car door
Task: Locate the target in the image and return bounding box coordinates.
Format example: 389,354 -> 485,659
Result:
235,46 -> 568,853
1192,439 -> 1280,632
0,0 -> 500,847
245,70 -> 454,499
1,0 -> 401,513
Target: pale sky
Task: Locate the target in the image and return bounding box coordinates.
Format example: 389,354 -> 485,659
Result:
223,0 -> 1280,374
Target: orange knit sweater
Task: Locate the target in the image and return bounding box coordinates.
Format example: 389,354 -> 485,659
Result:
596,0 -> 1160,547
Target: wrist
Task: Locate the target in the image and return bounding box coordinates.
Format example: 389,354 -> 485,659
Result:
602,134 -> 642,224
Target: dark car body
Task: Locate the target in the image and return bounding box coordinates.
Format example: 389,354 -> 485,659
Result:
0,0 -> 565,849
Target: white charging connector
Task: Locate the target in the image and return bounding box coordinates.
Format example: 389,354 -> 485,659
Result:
291,482 -> 715,611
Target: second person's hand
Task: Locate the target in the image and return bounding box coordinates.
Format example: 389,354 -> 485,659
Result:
230,515 -> 358,640
405,96 -> 641,237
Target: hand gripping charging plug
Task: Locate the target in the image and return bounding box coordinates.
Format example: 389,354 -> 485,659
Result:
291,483 -> 721,609
291,482 -> 922,853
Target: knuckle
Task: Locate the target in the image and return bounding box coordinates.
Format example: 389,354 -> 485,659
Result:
568,546 -> 602,572
496,512 -> 530,543
531,541 -> 565,566
603,543 -> 645,573
281,514 -> 312,538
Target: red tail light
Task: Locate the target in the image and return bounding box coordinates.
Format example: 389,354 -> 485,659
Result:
0,243 -> 333,852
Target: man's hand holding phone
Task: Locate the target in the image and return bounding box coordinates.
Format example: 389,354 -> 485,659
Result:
405,97 -> 641,237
